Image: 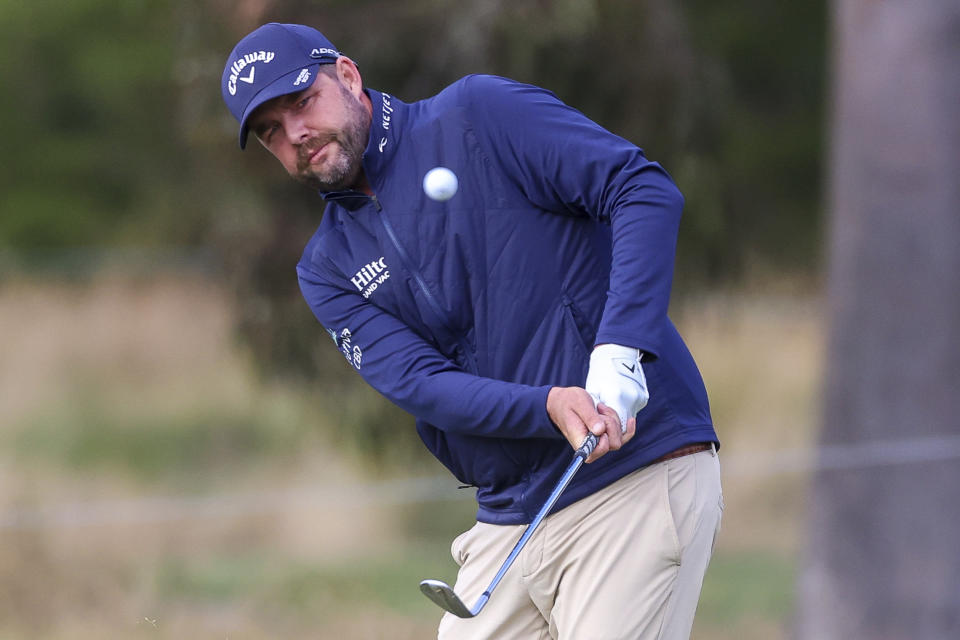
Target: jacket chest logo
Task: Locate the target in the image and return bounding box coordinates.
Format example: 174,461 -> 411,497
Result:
351,256 -> 391,299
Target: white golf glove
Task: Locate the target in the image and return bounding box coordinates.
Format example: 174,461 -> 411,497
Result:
585,344 -> 649,433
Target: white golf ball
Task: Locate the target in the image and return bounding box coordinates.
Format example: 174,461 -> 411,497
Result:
423,167 -> 459,201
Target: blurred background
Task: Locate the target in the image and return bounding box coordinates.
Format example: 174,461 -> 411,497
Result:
2,1 -> 956,638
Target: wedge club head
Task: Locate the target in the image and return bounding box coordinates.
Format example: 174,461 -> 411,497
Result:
419,579 -> 487,618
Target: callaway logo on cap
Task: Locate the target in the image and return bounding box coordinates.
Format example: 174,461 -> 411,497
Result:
221,23 -> 341,148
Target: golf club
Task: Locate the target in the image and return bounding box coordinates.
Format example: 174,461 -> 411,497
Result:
419,432 -> 599,618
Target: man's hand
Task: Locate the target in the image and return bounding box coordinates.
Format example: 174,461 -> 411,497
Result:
547,386 -> 636,463
585,344 -> 649,433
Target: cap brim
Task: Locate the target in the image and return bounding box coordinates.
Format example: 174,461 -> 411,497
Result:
237,63 -> 322,149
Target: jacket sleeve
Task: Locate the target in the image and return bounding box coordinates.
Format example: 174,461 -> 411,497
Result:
461,75 -> 684,359
297,261 -> 561,439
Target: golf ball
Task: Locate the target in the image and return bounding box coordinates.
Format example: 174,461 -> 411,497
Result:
423,167 -> 458,201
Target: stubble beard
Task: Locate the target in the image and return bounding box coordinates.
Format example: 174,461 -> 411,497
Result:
294,87 -> 371,192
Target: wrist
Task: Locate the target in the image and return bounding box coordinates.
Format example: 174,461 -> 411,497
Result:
591,343 -> 641,360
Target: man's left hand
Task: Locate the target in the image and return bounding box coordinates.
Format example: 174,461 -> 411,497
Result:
585,344 -> 649,433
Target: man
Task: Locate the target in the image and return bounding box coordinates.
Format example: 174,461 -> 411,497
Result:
221,22 -> 722,640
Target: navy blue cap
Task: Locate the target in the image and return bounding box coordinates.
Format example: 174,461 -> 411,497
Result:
221,23 -> 340,149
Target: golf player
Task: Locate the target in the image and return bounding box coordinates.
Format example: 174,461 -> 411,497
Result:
222,23 -> 722,640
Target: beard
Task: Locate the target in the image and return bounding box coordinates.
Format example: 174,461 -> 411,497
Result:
293,86 -> 371,192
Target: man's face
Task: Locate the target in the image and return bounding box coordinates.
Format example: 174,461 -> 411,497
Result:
248,64 -> 371,192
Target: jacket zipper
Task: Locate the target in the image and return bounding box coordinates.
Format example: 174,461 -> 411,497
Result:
370,194 -> 479,374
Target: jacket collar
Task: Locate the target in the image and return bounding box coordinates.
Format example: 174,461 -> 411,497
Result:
320,87 -> 402,209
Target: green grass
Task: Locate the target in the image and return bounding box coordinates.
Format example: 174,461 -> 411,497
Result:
8,398 -> 312,487
697,550 -> 796,632
6,379 -> 441,489
156,544 -> 458,617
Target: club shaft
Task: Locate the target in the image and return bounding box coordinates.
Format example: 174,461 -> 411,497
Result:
472,433 -> 597,612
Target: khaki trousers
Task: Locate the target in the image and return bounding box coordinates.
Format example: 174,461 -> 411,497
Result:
437,447 -> 723,640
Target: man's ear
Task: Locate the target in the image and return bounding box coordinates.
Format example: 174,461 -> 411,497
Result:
334,57 -> 363,97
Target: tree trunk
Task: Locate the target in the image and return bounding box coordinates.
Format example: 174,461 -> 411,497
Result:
796,1 -> 960,638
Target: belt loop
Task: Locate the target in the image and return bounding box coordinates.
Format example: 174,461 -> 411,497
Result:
710,442 -> 717,457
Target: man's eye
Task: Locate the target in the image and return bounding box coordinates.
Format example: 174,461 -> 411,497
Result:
261,124 -> 279,142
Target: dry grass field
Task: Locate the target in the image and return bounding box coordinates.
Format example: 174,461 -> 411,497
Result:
0,272 -> 823,639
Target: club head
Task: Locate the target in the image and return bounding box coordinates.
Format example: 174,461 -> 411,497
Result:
419,579 -> 477,618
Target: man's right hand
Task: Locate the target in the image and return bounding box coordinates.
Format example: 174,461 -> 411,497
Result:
546,386 -> 635,463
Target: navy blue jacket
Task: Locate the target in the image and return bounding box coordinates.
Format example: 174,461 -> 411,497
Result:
297,75 -> 716,525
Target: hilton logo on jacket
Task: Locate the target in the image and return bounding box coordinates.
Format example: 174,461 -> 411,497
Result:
351,257 -> 390,299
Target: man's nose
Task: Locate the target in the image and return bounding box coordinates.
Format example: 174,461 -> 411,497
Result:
283,113 -> 312,145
